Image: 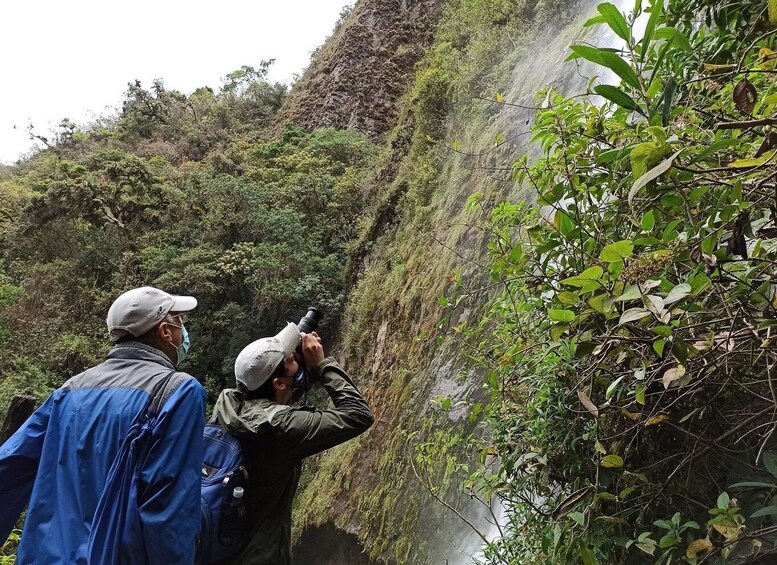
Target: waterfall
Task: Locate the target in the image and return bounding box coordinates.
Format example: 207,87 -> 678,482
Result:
444,0 -> 645,562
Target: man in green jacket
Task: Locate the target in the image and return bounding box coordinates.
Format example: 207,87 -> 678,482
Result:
212,323 -> 374,565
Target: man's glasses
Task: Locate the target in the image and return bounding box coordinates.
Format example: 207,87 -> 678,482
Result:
167,313 -> 188,325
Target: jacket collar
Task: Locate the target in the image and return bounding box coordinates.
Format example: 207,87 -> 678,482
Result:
107,341 -> 177,371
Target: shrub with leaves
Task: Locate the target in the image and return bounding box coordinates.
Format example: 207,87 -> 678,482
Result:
447,0 -> 777,561
0,529 -> 19,564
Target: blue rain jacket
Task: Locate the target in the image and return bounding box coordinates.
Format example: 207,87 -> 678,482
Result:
0,341 -> 206,565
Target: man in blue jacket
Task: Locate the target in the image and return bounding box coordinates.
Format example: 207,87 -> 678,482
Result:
0,286 -> 206,564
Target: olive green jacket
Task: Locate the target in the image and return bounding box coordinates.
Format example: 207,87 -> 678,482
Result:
212,357 -> 374,565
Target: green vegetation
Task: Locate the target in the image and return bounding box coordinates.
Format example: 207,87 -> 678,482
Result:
5,0 -> 777,563
433,0 -> 777,561
0,530 -> 19,564
0,66 -> 375,416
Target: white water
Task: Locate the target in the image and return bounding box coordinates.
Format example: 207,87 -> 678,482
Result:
446,0 -> 649,562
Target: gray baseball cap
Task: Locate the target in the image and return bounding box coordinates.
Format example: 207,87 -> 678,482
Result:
106,286 -> 197,342
235,322 -> 301,391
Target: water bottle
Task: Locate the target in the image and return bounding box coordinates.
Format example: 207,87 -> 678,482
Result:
220,483 -> 248,546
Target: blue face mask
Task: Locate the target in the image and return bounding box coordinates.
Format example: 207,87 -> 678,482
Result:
175,325 -> 190,365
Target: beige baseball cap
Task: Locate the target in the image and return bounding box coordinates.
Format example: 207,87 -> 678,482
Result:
235,322 -> 301,391
106,286 -> 197,341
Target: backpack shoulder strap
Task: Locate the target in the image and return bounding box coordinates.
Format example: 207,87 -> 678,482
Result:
137,371 -> 177,424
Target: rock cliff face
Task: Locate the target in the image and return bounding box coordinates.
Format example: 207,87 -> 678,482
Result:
283,0 -> 592,563
274,0 -> 441,141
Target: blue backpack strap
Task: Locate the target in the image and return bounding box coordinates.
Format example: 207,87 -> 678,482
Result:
87,370 -> 177,564
140,370 -> 177,422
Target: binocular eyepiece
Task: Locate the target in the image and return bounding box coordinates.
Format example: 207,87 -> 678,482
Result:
296,307 -> 323,335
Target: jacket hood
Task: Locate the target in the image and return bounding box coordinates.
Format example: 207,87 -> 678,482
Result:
212,389 -> 290,436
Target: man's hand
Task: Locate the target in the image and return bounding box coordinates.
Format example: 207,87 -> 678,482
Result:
300,332 -> 324,368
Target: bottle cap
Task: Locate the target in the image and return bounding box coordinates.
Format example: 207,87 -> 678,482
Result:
233,487 -> 244,499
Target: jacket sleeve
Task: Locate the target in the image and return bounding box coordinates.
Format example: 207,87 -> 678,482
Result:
137,376 -> 206,564
0,394 -> 52,543
273,358 -> 374,461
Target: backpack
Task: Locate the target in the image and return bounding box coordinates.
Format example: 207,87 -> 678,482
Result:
196,423 -> 250,564
87,371 -> 177,565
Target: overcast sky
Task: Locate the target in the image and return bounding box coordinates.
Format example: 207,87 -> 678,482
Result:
0,0 -> 350,164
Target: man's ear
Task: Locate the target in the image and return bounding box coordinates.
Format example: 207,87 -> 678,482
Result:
272,377 -> 287,392
156,321 -> 174,344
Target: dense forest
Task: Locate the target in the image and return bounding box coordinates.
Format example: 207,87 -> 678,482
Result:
4,0 -> 777,563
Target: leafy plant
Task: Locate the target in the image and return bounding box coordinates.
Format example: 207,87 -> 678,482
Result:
1,529 -> 20,564
436,0 -> 777,561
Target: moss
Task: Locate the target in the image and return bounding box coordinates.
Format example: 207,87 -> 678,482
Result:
292,0 -> 590,562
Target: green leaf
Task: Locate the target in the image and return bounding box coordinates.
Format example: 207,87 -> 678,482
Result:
606,375 -> 625,400
651,325 -> 672,337
729,481 -> 777,488
653,27 -> 692,51
561,266 -> 604,287
550,324 -> 569,340
587,293 -> 612,315
653,339 -> 667,356
600,240 -> 634,262
664,283 -> 691,304
689,138 -> 739,165
646,77 -> 662,99
717,491 -> 730,510
688,274 -> 710,294
628,149 -> 683,205
636,539 -> 657,555
630,141 -> 672,180
596,146 -> 631,164
660,76 -> 676,126
580,545 -> 599,565
549,309 -> 576,322
641,210 -> 656,231
635,383 -> 646,405
659,533 -> 678,548
763,452 -> 777,480
557,291 -> 579,305
602,454 -> 624,467
568,44 -> 641,90
750,506 -> 777,518
614,284 -> 643,302
619,308 -> 651,325
660,193 -> 683,207
570,511 -> 586,526
620,485 -> 637,499
597,2 -> 631,41
583,14 -> 607,27
729,150 -> 777,168
650,34 -> 676,92
594,85 -> 644,114
640,0 -> 665,63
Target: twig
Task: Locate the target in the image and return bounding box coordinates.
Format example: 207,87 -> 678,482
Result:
714,118 -> 777,130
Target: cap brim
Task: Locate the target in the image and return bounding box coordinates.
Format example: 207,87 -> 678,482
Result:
277,322 -> 301,356
171,295 -> 197,312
